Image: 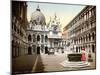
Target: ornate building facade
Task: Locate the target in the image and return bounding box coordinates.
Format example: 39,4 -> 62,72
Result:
12,1 -> 28,58
63,6 -> 96,59
27,6 -> 64,55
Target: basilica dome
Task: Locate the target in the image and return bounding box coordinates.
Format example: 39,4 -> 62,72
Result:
31,5 -> 46,25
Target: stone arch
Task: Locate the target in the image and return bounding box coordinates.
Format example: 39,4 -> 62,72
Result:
37,35 -> 40,41
28,46 -> 32,54
37,46 -> 40,54
45,46 -> 48,54
28,34 -> 32,41
89,33 -> 91,41
76,47 -> 78,52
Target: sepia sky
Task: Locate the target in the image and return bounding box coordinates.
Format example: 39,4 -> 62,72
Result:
27,2 -> 85,31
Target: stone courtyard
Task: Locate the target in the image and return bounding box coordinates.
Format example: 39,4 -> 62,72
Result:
12,51 -> 96,74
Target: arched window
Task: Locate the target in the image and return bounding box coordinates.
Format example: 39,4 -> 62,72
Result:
89,34 -> 91,41
37,35 -> 40,41
76,47 -> 78,52
45,35 -> 48,42
28,34 -> 31,41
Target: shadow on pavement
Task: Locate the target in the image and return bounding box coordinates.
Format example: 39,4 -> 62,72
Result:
34,55 -> 45,73
12,54 -> 37,74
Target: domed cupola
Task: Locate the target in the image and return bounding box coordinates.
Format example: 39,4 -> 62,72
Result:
30,5 -> 46,25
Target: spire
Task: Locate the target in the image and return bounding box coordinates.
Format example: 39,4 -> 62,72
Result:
36,5 -> 40,11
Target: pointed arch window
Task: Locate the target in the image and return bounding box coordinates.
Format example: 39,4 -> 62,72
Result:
37,35 -> 40,41
28,34 -> 31,41
89,34 -> 91,41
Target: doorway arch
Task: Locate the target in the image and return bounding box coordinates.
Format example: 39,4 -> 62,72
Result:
37,46 -> 40,54
28,46 -> 32,54
45,46 -> 48,54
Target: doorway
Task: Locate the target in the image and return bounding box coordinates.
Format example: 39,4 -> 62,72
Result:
45,46 -> 48,54
28,46 -> 32,54
37,46 -> 40,54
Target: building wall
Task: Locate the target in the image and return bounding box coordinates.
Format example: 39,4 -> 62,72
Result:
27,29 -> 65,54
12,1 -> 28,58
62,31 -> 69,51
27,27 -> 49,54
63,6 -> 96,56
27,9 -> 64,54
